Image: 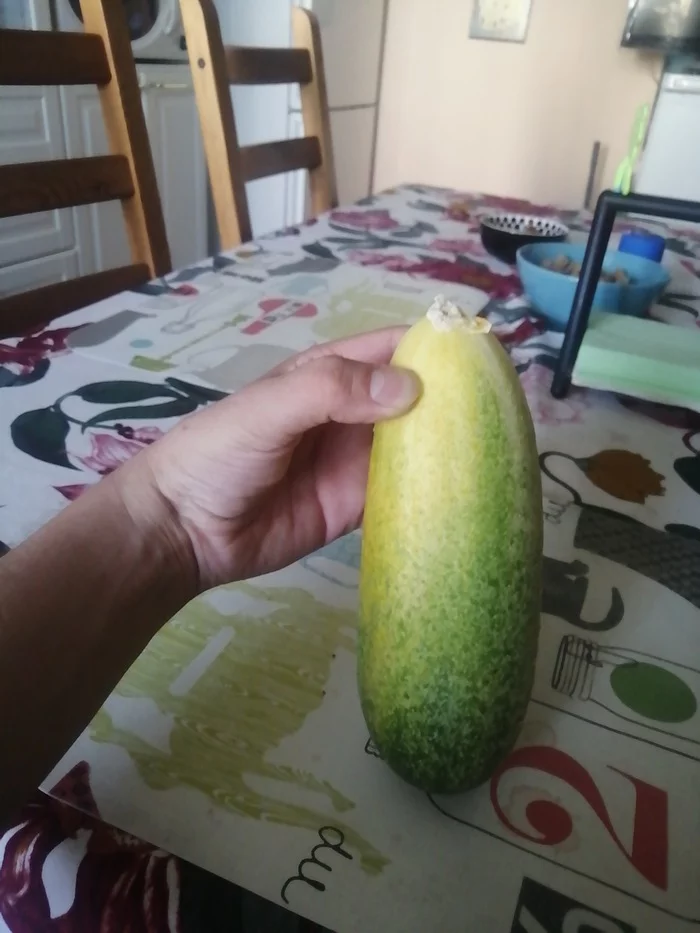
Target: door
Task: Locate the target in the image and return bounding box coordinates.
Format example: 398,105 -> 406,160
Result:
139,67 -> 207,268
0,0 -> 52,30
59,85 -> 131,277
61,68 -> 207,276
0,0 -> 76,268
0,250 -> 79,298
0,87 -> 77,268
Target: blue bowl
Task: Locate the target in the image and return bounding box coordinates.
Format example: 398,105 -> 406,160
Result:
516,242 -> 670,330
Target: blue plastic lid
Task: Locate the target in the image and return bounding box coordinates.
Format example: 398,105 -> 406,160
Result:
619,230 -> 666,263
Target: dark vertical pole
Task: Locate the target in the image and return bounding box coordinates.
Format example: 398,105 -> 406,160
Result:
551,195 -> 615,398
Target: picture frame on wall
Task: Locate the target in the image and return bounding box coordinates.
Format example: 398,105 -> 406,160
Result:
469,0 -> 532,43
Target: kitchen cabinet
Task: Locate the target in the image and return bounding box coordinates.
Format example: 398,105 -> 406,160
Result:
0,64 -> 207,301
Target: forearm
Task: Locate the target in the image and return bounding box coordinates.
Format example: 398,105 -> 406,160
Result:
0,461 -> 196,823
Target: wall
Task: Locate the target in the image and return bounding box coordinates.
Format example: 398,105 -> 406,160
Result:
373,0 -> 663,208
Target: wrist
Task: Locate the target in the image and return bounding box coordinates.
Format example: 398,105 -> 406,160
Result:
109,456 -> 200,606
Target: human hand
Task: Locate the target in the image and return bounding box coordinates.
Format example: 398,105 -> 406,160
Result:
124,328 -> 420,591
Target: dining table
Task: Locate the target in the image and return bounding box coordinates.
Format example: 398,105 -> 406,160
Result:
2,183 -> 700,933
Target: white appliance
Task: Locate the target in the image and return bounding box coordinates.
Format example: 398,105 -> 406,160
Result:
636,72 -> 700,204
213,0 -> 388,240
53,0 -> 188,62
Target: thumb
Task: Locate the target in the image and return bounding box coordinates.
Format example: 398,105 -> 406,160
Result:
245,354 -> 421,441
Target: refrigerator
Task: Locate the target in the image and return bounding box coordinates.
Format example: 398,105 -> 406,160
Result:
212,0 -> 388,241
636,72 -> 700,204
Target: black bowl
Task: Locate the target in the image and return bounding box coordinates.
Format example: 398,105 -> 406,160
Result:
479,212 -> 569,265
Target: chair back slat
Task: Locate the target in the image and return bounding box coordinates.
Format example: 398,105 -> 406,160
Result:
0,155 -> 133,218
239,137 -> 321,183
225,46 -> 312,86
0,29 -> 112,86
0,264 -> 151,339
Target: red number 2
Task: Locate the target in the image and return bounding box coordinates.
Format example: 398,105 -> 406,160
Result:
490,746 -> 668,890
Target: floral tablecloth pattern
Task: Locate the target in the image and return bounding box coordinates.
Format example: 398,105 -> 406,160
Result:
3,185 -> 700,932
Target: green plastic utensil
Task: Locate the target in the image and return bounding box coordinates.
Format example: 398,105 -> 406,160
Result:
613,103 -> 650,196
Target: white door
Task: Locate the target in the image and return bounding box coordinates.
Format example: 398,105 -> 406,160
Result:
0,1 -> 76,269
60,85 -> 131,277
0,0 -> 52,30
61,69 -> 207,277
138,67 -> 208,268
0,87 -> 77,268
0,250 -> 79,298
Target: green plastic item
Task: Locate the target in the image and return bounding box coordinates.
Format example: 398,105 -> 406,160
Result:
613,103 -> 651,196
572,311 -> 700,411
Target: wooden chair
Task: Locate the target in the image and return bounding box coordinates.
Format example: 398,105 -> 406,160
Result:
0,0 -> 171,337
180,0 -> 338,249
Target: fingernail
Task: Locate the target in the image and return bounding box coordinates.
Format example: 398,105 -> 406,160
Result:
369,366 -> 421,411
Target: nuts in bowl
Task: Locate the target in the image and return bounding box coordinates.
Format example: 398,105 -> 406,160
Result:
540,253 -> 635,285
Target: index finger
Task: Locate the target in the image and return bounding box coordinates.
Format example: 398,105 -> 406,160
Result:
270,326 -> 410,377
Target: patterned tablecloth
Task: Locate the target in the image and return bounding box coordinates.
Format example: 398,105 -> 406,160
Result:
3,185 -> 700,933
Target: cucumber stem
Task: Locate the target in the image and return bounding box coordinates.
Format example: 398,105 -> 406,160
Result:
427,295 -> 492,334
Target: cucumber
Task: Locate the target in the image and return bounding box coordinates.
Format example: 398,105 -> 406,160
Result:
358,296 -> 542,793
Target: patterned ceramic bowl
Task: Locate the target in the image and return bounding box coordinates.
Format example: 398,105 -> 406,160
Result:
479,213 -> 569,264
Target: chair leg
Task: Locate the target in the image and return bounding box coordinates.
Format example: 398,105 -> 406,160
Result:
551,195 -> 615,398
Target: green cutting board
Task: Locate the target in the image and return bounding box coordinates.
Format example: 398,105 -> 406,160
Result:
572,311 -> 700,411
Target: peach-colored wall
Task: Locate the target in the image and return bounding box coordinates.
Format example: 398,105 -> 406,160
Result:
373,0 -> 663,208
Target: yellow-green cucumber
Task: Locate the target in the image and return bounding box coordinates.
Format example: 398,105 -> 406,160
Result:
358,296 -> 542,793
